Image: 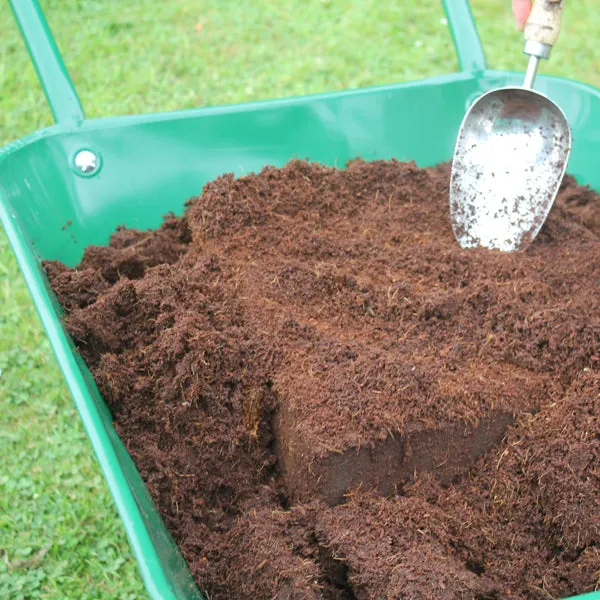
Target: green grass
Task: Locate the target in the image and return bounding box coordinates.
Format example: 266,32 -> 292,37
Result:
0,1 -> 598,598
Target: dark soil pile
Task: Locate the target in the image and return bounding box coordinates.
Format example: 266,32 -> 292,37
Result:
44,159 -> 600,600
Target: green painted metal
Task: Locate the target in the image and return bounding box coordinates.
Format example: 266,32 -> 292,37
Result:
1,1 -> 599,599
442,0 -> 487,73
10,0 -> 84,124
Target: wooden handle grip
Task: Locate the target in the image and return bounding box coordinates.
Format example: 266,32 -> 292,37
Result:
524,0 -> 564,47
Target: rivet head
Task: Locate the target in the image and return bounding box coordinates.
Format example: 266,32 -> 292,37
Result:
73,149 -> 100,175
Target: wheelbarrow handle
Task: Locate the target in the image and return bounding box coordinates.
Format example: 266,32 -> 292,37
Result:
9,0 -> 84,125
8,0 -> 487,127
442,0 -> 487,73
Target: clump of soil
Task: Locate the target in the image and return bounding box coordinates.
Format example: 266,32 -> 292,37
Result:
44,158 -> 600,600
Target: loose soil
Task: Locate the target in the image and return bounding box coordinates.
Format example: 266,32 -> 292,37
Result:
44,159 -> 600,599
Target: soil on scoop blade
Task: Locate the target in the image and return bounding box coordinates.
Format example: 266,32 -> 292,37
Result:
45,159 -> 600,600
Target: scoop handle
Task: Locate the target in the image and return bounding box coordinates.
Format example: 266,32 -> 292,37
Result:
524,0 -> 564,48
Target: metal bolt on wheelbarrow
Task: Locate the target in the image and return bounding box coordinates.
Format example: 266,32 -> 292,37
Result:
1,1 -> 600,599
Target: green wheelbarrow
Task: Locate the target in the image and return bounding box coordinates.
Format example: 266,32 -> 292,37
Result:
1,1 -> 599,599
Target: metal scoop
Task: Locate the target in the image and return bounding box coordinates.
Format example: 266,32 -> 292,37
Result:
449,0 -> 571,252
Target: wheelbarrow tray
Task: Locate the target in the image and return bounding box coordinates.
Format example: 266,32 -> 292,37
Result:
2,2 -> 599,599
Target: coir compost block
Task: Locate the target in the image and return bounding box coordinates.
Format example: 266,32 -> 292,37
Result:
44,159 -> 599,599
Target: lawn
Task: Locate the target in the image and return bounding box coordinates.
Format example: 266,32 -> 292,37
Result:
1,1 -> 598,598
